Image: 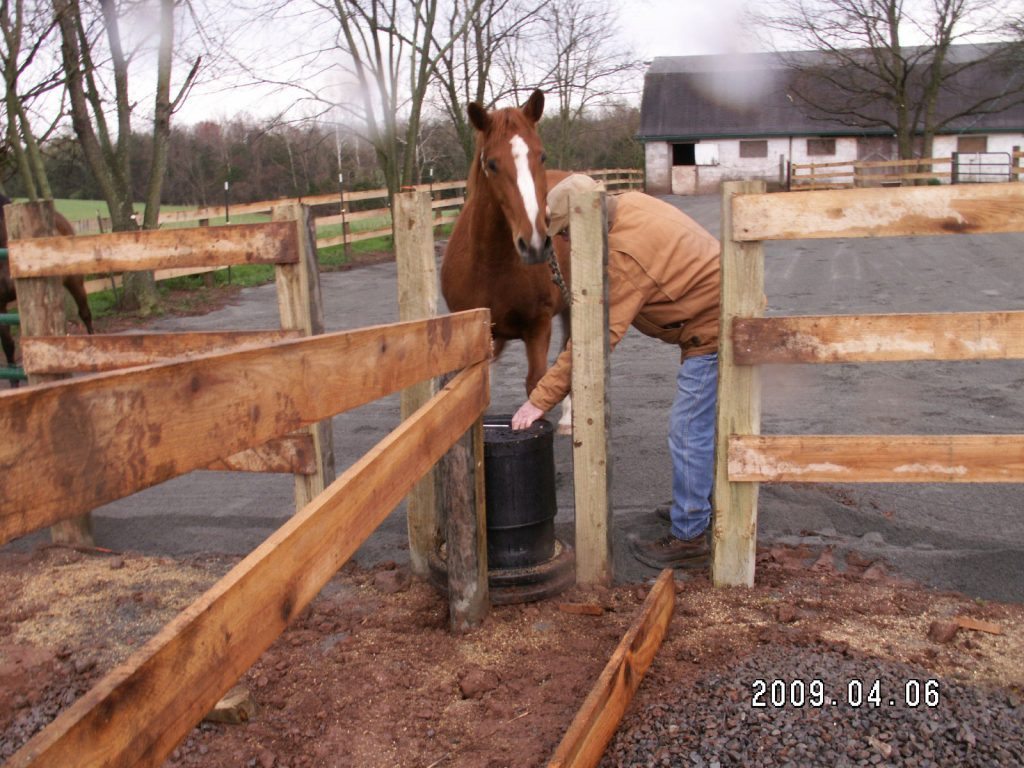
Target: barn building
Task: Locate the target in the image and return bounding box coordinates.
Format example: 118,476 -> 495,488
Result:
638,44 -> 1024,195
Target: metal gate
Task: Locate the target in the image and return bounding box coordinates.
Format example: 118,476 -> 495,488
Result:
952,152 -> 1012,183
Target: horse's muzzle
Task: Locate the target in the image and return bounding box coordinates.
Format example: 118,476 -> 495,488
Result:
517,235 -> 552,266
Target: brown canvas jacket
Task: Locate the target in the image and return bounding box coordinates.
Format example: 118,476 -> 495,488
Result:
529,192 -> 721,412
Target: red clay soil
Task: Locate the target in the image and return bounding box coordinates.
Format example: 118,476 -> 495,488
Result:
1,542 -> 1021,767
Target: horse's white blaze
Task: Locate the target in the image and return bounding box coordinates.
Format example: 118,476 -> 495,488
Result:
510,134 -> 544,252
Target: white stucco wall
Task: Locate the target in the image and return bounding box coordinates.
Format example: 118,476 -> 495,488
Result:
646,133 -> 1024,194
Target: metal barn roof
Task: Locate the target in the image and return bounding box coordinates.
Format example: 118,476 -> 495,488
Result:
638,44 -> 1024,141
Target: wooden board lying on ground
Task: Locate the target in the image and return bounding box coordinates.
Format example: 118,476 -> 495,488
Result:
0,310 -> 491,545
548,569 -> 676,768
731,311 -> 1024,364
6,362 -> 489,768
732,182 -> 1024,241
729,434 -> 1024,483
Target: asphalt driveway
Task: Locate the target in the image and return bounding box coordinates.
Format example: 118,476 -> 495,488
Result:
8,193 -> 1023,603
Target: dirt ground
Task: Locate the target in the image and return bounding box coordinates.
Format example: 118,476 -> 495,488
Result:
3,245 -> 1023,766
1,540 -> 1022,767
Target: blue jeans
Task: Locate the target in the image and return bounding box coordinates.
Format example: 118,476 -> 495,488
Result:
668,353 -> 717,540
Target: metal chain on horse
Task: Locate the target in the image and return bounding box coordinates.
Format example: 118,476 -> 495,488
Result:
548,248 -> 571,306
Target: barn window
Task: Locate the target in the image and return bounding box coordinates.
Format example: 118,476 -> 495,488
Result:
806,138 -> 836,156
957,136 -> 988,153
672,143 -> 696,166
739,140 -> 768,158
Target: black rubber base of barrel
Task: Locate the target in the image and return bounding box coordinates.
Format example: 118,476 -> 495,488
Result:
427,538 -> 575,605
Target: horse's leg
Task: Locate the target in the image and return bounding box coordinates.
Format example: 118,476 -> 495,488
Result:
523,319 -> 553,397
64,276 -> 94,334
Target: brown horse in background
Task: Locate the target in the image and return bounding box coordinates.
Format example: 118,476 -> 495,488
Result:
0,195 -> 94,385
441,89 -> 573,429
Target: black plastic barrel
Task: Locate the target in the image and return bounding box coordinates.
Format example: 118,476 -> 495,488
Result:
483,416 -> 557,569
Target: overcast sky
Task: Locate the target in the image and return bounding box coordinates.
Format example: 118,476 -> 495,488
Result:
172,0 -> 760,124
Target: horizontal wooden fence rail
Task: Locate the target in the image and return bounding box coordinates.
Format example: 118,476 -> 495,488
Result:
729,434 -> 1024,483
732,181 -> 1024,241
790,156 -> 954,189
0,310 -> 491,545
20,330 -> 304,373
713,179 -> 1024,588
8,221 -> 300,277
6,357 -> 490,768
732,311 -> 1024,364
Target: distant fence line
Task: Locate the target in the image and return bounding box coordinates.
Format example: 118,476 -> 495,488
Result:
789,148 -> 1024,191
68,168 -> 642,295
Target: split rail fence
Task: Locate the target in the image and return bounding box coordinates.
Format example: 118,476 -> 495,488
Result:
0,195 -> 495,766
789,148 -> 1024,190
4,200 -> 338,543
712,179 -> 1024,587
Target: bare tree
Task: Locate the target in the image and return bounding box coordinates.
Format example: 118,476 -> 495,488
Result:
284,0 -> 484,197
53,0 -> 199,311
430,0 -> 547,165
0,0 -> 65,198
502,0 -> 642,168
755,0 -> 1024,161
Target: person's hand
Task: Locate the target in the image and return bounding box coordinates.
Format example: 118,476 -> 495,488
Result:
511,400 -> 545,430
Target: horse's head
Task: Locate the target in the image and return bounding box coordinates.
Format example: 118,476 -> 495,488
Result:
468,89 -> 552,266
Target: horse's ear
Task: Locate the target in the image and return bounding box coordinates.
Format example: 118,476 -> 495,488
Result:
521,90 -> 544,123
468,102 -> 490,132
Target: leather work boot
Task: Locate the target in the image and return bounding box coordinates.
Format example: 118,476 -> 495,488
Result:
630,531 -> 710,570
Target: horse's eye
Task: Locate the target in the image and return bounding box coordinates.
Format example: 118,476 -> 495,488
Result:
487,159 -> 498,173
540,153 -> 547,164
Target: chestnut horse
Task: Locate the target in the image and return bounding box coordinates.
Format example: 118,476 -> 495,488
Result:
0,195 -> 94,385
441,90 -> 573,430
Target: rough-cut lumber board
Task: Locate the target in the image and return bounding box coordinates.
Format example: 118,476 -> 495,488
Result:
395,189 -> 441,576
6,361 -> 489,768
7,201 -> 95,547
0,310 -> 491,545
440,417 -> 489,632
954,616 -> 1003,635
732,182 -> 1024,241
571,189 -> 613,586
732,311 -> 1024,364
21,331 -> 303,373
728,434 -> 1024,483
7,221 -> 300,278
204,435 -> 317,475
272,203 -> 334,512
547,569 -> 675,768
713,181 -> 765,588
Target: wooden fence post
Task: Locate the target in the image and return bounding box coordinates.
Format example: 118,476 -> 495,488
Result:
8,201 -> 95,546
570,189 -> 612,587
393,189 -> 441,576
712,180 -> 765,588
271,202 -> 336,511
439,416 -> 489,630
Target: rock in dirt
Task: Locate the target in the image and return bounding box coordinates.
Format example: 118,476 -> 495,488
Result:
458,666 -> 500,699
927,620 -> 960,644
373,569 -> 410,594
